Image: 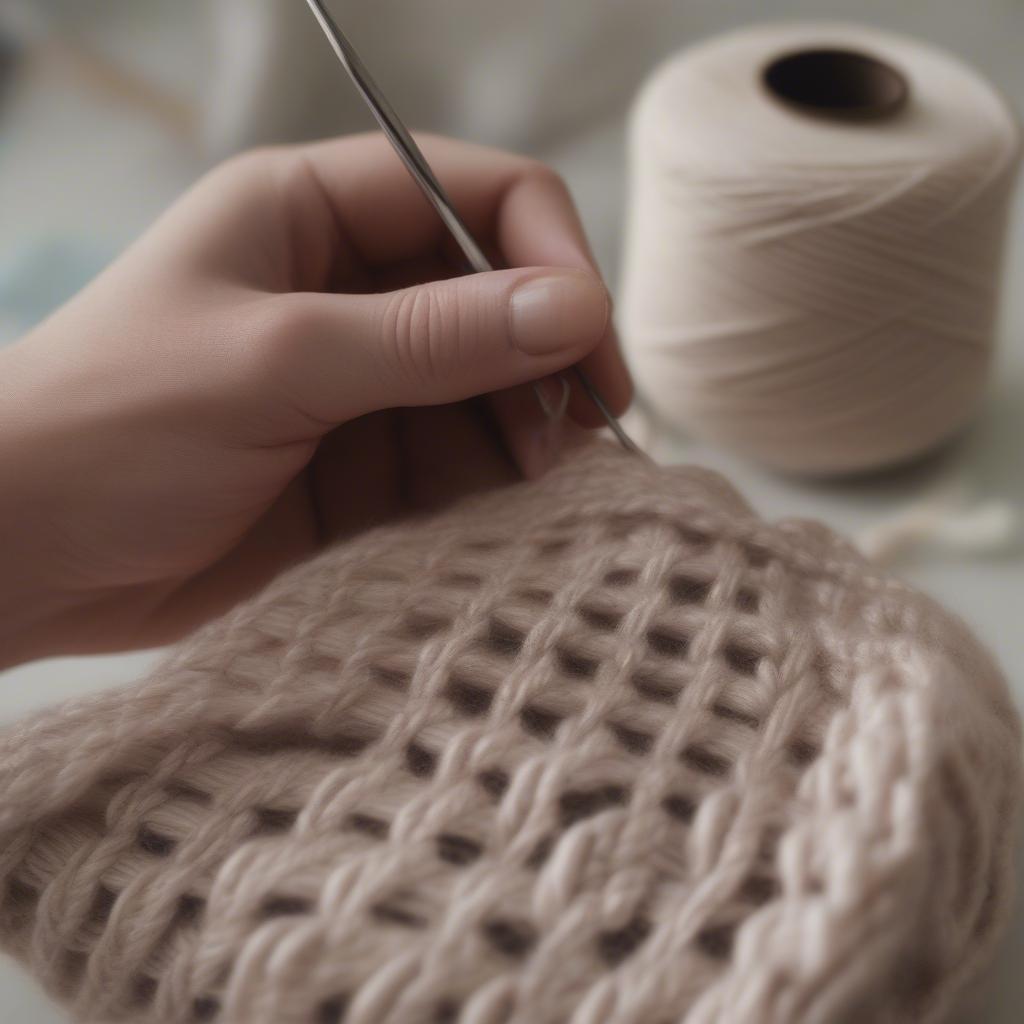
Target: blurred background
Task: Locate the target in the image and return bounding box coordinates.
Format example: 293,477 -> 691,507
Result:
0,1 -> 1022,1020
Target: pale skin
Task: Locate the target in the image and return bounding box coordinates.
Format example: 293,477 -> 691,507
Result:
0,133 -> 631,668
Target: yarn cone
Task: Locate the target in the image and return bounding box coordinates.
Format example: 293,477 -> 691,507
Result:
0,442 -> 1018,1023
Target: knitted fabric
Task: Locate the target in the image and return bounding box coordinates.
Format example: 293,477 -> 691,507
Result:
0,442 -> 1019,1024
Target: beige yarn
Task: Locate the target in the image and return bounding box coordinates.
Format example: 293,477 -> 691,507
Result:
0,441 -> 1019,1024
620,23 -> 1021,476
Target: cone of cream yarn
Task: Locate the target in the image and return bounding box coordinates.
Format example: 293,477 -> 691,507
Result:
620,23 -> 1021,475
0,440 -> 1019,1024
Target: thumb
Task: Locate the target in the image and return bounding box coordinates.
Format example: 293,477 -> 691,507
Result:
269,267 -> 610,424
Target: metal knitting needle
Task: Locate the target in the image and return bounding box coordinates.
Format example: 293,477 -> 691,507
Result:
302,0 -> 640,455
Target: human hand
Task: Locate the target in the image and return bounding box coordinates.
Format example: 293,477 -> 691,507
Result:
0,133 -> 630,667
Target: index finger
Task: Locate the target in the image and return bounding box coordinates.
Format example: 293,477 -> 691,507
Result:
293,132 -> 585,268
294,133 -> 632,420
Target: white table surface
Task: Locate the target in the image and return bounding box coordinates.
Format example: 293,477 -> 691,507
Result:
0,3 -> 1021,1020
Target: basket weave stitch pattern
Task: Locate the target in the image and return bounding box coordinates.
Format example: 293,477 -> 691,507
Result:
0,442 -> 1019,1024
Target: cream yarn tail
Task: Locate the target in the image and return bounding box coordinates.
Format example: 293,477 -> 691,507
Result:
0,441 -> 1019,1024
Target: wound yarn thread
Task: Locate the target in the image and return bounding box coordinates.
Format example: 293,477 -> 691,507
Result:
621,23 -> 1021,475
0,440 -> 1019,1023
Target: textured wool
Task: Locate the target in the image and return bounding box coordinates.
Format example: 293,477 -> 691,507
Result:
0,441 -> 1019,1024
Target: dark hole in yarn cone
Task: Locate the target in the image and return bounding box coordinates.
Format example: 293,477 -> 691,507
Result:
762,47 -> 908,120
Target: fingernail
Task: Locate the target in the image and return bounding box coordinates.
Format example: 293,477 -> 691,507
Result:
510,271 -> 610,356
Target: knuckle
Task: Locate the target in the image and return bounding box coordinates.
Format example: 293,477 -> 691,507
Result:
212,146 -> 280,186
383,286 -> 462,386
524,160 -> 571,197
209,144 -> 304,199
256,297 -> 323,377
244,297 -> 339,426
225,147 -> 270,176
